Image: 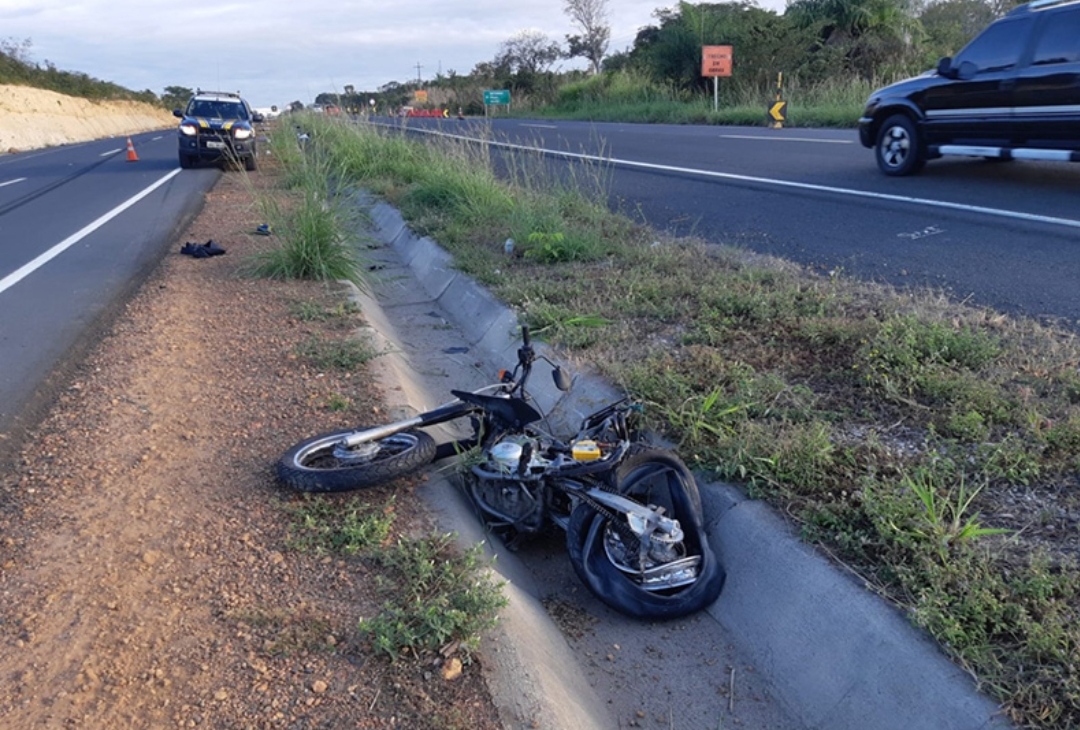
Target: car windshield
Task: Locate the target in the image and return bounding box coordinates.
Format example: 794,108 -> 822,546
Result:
188,100 -> 247,120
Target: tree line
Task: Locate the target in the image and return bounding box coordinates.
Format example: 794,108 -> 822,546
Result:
4,0 -> 1026,115
321,0 -> 1024,114
0,37 -> 168,105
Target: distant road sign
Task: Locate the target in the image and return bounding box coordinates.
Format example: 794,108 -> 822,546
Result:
702,46 -> 733,78
484,89 -> 510,105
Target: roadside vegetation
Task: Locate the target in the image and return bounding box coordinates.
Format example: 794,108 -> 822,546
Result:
316,0 -> 1008,129
283,494 -> 507,661
541,68 -> 876,128
256,112 -> 1079,729
240,144 -> 508,666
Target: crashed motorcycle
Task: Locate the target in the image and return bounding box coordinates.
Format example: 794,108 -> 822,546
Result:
276,327 -> 725,620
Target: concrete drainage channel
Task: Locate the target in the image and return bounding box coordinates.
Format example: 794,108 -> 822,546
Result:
344,194 -> 1012,730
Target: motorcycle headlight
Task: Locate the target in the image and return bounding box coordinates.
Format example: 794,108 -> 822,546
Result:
233,126 -> 253,140
179,122 -> 197,136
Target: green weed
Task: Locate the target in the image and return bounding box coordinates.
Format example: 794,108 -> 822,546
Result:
289,297 -> 361,322
296,333 -> 378,370
323,392 -> 352,411
284,495 -> 395,555
360,534 -> 507,660
893,466 -> 1009,562
245,130 -> 369,288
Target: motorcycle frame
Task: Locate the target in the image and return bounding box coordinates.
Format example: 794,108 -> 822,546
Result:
341,328 -> 545,451
339,383 -> 504,449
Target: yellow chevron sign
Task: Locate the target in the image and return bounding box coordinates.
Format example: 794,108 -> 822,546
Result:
768,101 -> 787,122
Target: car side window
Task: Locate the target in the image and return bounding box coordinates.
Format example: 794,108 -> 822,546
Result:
1030,11 -> 1080,66
955,17 -> 1033,73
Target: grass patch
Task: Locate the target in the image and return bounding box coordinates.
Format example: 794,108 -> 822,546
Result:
296,332 -> 378,370
286,113 -> 1080,729
360,534 -> 507,661
284,494 -> 396,555
281,494 -> 506,663
289,297 -> 361,322
542,68 -> 872,128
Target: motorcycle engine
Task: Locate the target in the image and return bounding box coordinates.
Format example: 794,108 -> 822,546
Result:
468,438 -> 544,531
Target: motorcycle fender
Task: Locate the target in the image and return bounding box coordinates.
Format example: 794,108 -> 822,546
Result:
341,417 -> 424,447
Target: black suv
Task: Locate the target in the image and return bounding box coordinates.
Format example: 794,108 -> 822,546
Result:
173,90 -> 263,171
858,0 -> 1080,175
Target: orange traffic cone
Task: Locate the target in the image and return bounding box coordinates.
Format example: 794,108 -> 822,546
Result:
125,137 -> 139,162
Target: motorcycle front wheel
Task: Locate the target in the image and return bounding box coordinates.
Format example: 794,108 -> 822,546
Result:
566,448 -> 725,620
277,427 -> 437,493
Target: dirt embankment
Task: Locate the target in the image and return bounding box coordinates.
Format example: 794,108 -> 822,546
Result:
0,84 -> 174,153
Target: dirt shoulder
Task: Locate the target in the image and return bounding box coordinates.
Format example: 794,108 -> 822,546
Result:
0,165 -> 501,728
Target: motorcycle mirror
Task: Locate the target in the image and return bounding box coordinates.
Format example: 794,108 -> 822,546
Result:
552,366 -> 572,392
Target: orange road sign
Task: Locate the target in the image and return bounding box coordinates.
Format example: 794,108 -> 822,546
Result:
702,45 -> 733,78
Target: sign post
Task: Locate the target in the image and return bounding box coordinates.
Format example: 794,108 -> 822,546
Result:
701,45 -> 733,112
768,72 -> 787,128
483,89 -> 511,118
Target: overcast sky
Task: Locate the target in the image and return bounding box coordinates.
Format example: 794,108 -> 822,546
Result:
1,0 -> 786,109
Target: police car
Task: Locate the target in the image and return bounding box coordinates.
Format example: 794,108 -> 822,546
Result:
173,90 -> 263,170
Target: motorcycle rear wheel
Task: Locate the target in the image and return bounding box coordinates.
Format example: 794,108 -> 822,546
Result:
566,448 -> 725,620
277,427 -> 437,492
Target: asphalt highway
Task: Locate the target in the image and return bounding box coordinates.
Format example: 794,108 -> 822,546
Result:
0,133 -> 215,444
392,116 -> 1080,327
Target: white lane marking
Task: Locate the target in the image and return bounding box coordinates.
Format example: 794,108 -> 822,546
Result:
0,169 -> 182,296
392,125 -> 1080,231
519,123 -> 558,129
0,177 -> 27,188
721,134 -> 854,145
151,135 -> 164,141
101,149 -> 122,157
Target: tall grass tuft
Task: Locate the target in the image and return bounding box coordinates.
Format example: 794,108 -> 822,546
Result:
245,125 -> 367,288
545,69 -> 888,128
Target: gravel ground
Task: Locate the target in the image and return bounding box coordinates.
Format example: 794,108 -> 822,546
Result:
0,163 -> 502,729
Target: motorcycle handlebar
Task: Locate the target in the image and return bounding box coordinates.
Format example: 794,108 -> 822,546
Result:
512,325 -> 534,394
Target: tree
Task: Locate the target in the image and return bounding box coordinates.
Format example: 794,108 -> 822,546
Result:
0,37 -> 33,65
495,30 -> 563,75
162,86 -> 193,109
918,0 -> 996,61
564,0 -> 611,74
492,30 -> 565,98
622,2 -> 804,94
786,0 -> 924,78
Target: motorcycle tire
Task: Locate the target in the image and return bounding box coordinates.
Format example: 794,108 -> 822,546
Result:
276,427 -> 437,493
566,447 -> 725,620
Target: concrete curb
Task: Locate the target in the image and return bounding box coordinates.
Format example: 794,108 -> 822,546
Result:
357,196 -> 1012,730
344,231 -> 615,729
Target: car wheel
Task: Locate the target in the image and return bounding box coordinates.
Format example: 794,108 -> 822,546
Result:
875,114 -> 924,176
244,154 -> 257,172
178,154 -> 195,169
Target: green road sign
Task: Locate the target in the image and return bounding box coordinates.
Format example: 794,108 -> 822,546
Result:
484,89 -> 510,105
